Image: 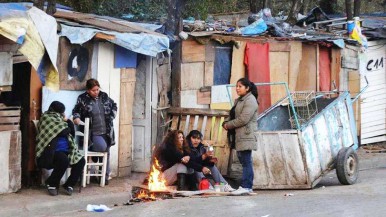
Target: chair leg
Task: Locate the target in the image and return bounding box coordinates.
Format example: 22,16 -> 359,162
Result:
86,157 -> 92,185
100,153 -> 107,187
82,163 -> 87,188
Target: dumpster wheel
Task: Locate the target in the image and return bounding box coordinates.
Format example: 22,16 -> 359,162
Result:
336,147 -> 359,185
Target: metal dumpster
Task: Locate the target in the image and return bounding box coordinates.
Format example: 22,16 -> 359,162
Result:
252,91 -> 360,189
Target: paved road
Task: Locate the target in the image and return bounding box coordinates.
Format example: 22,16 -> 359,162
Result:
1,150 -> 384,217
58,166 -> 386,217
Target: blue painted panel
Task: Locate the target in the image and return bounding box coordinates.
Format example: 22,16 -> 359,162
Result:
302,126 -> 322,181
337,101 -> 353,147
324,108 -> 341,157
345,95 -> 359,150
114,45 -> 137,68
312,116 -> 332,171
213,46 -> 232,85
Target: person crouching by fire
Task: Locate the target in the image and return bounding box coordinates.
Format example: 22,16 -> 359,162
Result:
154,130 -> 209,191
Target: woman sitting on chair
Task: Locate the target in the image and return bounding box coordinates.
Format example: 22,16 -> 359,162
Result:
36,101 -> 85,196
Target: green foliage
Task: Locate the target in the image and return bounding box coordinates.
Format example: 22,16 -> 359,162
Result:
184,0 -> 249,20
6,0 -> 382,21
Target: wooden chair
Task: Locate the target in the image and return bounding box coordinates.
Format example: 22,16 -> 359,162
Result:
80,118 -> 108,187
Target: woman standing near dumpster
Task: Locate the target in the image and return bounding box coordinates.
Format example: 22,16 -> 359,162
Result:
222,77 -> 258,193
72,78 -> 117,185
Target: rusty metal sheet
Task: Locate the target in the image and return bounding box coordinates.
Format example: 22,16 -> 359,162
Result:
253,92 -> 359,189
312,115 -> 333,172
55,11 -> 164,36
301,125 -> 322,184
253,131 -> 309,189
54,10 -> 94,21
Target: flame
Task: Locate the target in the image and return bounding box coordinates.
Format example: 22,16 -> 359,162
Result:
148,158 -> 167,191
137,190 -> 148,199
149,193 -> 156,200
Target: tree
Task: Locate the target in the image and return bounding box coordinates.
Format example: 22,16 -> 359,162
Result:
353,0 -> 361,17
46,0 -> 56,15
249,0 -> 269,14
33,0 -> 44,10
345,0 -> 353,20
166,0 -> 187,108
33,0 -> 56,15
287,0 -> 302,24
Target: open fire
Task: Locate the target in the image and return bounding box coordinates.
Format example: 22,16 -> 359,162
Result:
131,158 -> 171,202
148,158 -> 167,192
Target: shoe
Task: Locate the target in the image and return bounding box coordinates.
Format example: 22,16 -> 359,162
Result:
223,184 -> 236,192
105,179 -> 109,186
47,185 -> 58,196
63,186 -> 73,196
230,187 -> 252,195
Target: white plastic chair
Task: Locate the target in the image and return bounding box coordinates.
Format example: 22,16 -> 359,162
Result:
79,118 -> 108,187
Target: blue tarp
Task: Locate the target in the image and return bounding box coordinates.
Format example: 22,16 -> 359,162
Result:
60,24 -> 169,57
213,46 -> 232,85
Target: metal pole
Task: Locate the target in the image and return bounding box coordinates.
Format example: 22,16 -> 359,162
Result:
226,82 -> 300,129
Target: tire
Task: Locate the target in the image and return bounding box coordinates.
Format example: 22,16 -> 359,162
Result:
336,147 -> 359,185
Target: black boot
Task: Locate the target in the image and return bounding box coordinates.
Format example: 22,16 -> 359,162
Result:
186,174 -> 198,191
177,173 -> 187,191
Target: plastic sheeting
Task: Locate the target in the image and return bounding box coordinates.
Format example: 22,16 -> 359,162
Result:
244,42 -> 271,114
319,47 -> 331,92
28,7 -> 59,72
60,24 -> 169,57
0,4 -> 45,70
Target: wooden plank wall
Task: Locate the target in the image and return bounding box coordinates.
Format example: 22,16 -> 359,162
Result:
269,42 -> 290,104
118,68 -> 136,177
28,68 -> 43,177
0,131 -> 21,194
296,44 -> 317,91
0,104 -> 21,131
181,39 -> 213,109
166,108 -> 230,175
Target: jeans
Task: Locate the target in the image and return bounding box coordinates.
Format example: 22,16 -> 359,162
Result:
237,150 -> 254,189
91,135 -> 110,180
162,163 -> 187,185
195,165 -> 228,185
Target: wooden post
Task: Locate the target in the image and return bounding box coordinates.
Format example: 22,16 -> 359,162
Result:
46,0 -> 57,15
166,0 -> 186,107
345,0 -> 353,20
353,0 -> 361,17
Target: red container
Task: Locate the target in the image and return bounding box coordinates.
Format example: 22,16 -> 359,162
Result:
199,178 -> 210,190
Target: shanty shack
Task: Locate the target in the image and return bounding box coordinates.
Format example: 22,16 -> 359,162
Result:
0,3 -> 170,193
168,15 -> 385,178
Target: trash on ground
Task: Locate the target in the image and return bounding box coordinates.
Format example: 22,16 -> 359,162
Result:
284,193 -> 294,196
86,204 -> 112,212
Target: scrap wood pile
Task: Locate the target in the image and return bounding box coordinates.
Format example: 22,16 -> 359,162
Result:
130,185 -> 256,203
180,6 -> 385,44
362,143 -> 386,153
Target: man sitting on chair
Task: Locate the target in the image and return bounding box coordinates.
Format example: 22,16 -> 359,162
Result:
36,101 -> 85,196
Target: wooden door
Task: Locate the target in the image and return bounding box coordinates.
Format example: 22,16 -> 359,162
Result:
132,56 -> 152,172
